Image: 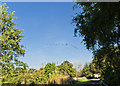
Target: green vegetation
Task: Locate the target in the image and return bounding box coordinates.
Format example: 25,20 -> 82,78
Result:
2,61 -> 77,84
0,3 -> 25,70
81,63 -> 92,78
0,3 -> 77,85
75,79 -> 93,84
80,61 -> 100,78
44,63 -> 55,77
1,2 -> 120,86
73,2 -> 120,85
58,61 -> 76,77
0,2 -> 26,84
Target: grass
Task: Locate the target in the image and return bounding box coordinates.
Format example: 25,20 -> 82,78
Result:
74,79 -> 94,85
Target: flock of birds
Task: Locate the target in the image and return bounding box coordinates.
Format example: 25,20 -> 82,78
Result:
46,42 -> 79,49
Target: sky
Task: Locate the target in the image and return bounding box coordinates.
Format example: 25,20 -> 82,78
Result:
2,0 -> 74,2
6,2 -> 93,70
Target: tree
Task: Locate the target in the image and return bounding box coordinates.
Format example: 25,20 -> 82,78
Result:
0,3 -> 25,83
28,68 -> 37,73
59,61 -> 76,77
81,63 -> 92,78
0,3 -> 25,68
94,46 -> 120,84
73,2 -> 120,84
44,63 -> 55,77
89,60 -> 100,74
73,2 -> 120,50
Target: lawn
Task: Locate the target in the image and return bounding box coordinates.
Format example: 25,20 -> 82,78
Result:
74,79 -> 97,85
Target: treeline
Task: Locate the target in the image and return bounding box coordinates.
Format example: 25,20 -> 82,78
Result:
80,60 -> 100,78
2,60 -> 101,85
2,61 -> 77,84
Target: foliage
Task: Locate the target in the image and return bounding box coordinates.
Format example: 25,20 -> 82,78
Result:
80,61 -> 100,78
73,2 -> 120,85
28,68 -> 37,73
58,61 -> 76,77
0,3 -> 25,68
44,63 -> 55,77
94,46 -> 120,84
48,70 -> 72,84
2,61 -> 76,84
81,63 -> 92,77
73,2 -> 120,50
0,3 -> 31,85
89,60 -> 100,74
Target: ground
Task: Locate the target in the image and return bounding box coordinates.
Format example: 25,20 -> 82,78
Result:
74,78 -> 100,85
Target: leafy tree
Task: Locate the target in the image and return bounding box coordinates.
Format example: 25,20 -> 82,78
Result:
0,3 -> 27,84
73,2 -> 120,50
28,68 -> 37,73
94,46 -> 120,84
81,62 -> 99,78
73,2 -> 120,84
81,63 -> 92,77
44,63 -> 55,77
89,60 -> 100,74
0,3 -> 25,71
59,61 -> 76,77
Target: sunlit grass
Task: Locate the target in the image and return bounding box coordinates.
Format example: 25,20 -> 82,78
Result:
75,79 -> 94,84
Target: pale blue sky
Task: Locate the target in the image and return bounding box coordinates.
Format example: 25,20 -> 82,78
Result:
6,2 -> 93,69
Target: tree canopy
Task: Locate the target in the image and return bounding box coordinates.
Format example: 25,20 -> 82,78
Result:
73,2 -> 120,85
58,61 -> 76,77
73,2 -> 120,50
0,3 -> 25,70
0,3 -> 27,84
44,63 -> 55,77
81,61 -> 100,78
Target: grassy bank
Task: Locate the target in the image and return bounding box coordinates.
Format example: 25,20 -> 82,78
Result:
74,78 -> 99,85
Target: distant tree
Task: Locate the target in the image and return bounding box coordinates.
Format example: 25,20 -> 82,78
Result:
44,63 -> 55,77
28,68 -> 36,73
59,61 -> 76,77
81,63 -> 92,77
40,67 -> 44,71
89,60 -> 100,74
